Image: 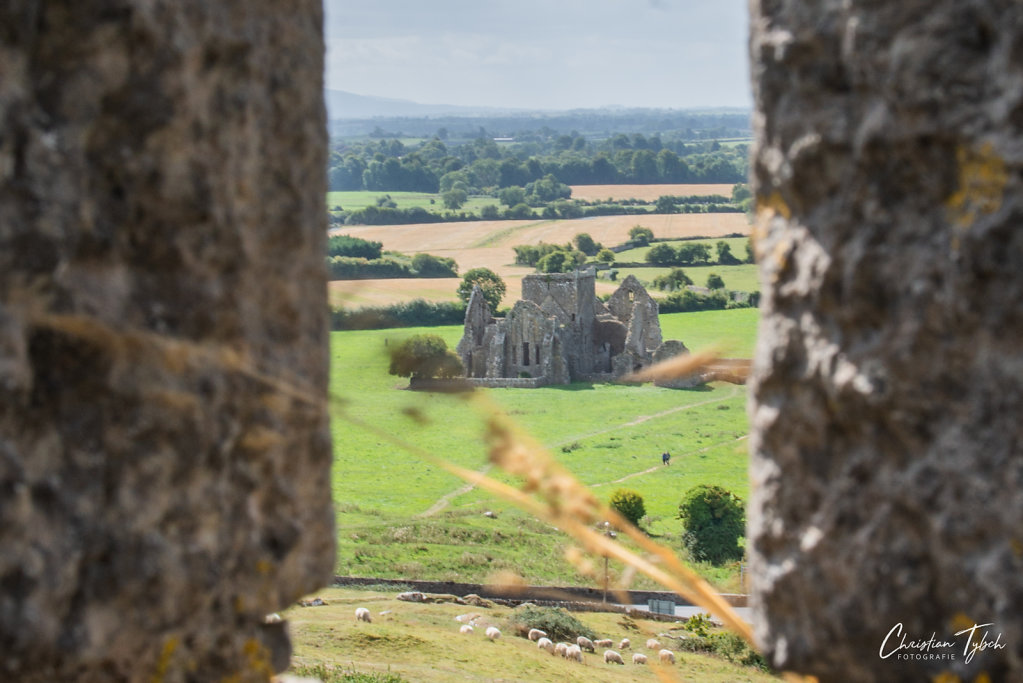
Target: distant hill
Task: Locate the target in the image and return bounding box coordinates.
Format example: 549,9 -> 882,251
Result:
325,90 -> 525,120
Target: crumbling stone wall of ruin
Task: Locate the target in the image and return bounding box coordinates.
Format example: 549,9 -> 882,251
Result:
0,2 -> 334,680
748,1 -> 1023,680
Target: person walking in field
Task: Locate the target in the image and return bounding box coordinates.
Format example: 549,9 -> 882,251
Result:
662,451 -> 671,466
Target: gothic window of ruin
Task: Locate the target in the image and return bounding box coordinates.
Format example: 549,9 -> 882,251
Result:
628,291 -> 635,302
535,346 -> 540,365
522,342 -> 530,366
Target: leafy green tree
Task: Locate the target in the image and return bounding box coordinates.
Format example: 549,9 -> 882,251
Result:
573,232 -> 601,256
677,242 -> 712,265
456,267 -> 506,313
596,248 -> 616,265
479,204 -> 500,219
645,243 -> 678,266
388,334 -> 463,379
677,485 -> 745,565
652,268 -> 693,291
442,188 -> 468,210
525,174 -> 571,204
609,489 -> 646,527
745,238 -> 755,264
655,195 -> 679,213
375,194 -> 398,209
628,225 -> 654,246
716,241 -> 741,265
503,203 -> 535,219
536,250 -> 570,273
706,273 -> 726,289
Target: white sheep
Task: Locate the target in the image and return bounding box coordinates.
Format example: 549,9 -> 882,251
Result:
355,607 -> 371,623
658,649 -> 676,665
619,638 -> 631,650
604,649 -> 625,665
632,652 -> 648,665
485,626 -> 502,641
645,638 -> 661,650
576,636 -> 595,652
459,625 -> 474,635
555,642 -> 568,657
565,644 -> 583,662
528,628 -> 548,642
594,638 -> 614,648
537,637 -> 555,654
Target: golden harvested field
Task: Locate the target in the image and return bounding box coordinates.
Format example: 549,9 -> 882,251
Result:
334,213 -> 750,307
569,183 -> 736,201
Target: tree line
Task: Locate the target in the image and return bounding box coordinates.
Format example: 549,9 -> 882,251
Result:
329,133 -> 749,194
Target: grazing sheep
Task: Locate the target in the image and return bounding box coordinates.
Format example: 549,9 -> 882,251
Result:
594,638 -> 614,648
459,625 -> 474,635
528,628 -> 548,642
537,637 -> 555,654
619,638 -> 631,650
555,642 -> 568,657
576,636 -> 595,652
355,607 -> 372,623
658,649 -> 676,665
485,626 -> 502,641
565,644 -> 583,662
604,649 -> 625,665
645,638 -> 661,650
632,652 -> 648,665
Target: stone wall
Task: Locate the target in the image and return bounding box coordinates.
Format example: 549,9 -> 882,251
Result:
748,1 -> 1023,680
0,2 -> 334,681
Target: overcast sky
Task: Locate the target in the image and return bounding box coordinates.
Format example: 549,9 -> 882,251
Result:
323,0 -> 751,110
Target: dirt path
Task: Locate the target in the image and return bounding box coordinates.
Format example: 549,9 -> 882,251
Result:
415,464 -> 493,518
417,385 -> 742,517
593,434 -> 749,488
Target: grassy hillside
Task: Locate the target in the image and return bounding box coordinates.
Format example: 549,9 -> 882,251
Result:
285,587 -> 776,683
329,309 -> 759,590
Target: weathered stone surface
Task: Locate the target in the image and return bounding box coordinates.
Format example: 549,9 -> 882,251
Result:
749,1 -> 1023,680
0,2 -> 333,681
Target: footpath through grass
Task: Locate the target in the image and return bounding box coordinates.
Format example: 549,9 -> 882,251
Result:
329,309 -> 759,590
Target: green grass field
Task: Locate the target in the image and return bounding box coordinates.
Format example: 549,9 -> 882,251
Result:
286,587 -> 775,682
330,309 -> 759,590
328,190 -> 497,214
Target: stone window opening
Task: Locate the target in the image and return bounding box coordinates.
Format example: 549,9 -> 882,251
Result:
535,346 -> 540,365
522,342 -> 530,366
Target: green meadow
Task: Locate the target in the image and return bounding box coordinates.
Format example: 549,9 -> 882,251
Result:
329,309 -> 759,591
328,190 -> 496,214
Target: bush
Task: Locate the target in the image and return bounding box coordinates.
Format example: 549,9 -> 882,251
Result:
677,485 -> 745,565
506,606 -> 596,643
609,489 -> 646,527
327,234 -> 382,259
596,248 -> 616,264
645,243 -> 679,266
411,252 -> 458,278
330,300 -> 466,330
388,334 -> 463,379
706,273 -> 726,290
628,225 -> 654,246
573,232 -> 601,256
652,268 -> 693,291
660,289 -> 731,313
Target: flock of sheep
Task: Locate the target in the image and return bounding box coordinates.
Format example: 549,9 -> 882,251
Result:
354,606 -> 678,669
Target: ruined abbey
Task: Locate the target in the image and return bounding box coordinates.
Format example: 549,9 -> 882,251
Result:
456,269 -> 685,387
